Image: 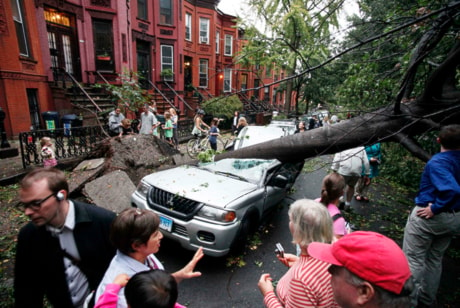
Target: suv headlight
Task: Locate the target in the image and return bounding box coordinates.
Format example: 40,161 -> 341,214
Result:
197,205 -> 236,223
136,181 -> 151,199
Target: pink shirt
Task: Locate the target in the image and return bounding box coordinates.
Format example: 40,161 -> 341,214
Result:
315,198 -> 348,237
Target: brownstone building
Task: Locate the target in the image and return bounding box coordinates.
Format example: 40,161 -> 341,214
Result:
0,0 -> 285,138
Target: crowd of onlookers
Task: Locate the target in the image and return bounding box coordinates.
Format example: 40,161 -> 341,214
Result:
26,112 -> 460,308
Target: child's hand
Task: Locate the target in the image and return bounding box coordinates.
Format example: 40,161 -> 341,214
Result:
113,274 -> 130,287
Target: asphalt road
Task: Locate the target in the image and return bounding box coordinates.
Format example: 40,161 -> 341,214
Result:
155,160 -> 329,308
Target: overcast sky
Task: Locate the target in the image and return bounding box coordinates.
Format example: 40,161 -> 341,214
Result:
217,0 -> 247,16
217,0 -> 359,37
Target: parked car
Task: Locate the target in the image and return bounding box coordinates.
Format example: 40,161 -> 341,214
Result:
131,158 -> 304,257
267,119 -> 297,135
226,125 -> 288,151
300,110 -> 330,126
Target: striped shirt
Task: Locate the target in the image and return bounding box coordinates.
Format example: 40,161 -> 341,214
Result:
264,255 -> 339,308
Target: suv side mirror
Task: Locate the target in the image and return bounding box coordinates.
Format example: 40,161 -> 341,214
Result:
269,174 -> 288,188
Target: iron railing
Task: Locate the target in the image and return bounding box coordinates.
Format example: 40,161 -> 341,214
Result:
18,119 -> 200,169
19,126 -> 107,169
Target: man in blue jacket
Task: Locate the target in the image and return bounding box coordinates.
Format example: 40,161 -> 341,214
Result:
403,124 -> 460,308
14,168 -> 116,307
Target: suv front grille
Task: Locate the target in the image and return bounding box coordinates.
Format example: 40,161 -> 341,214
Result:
147,187 -> 202,221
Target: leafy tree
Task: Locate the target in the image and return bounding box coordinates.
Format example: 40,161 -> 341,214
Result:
222,1 -> 460,163
201,95 -> 243,119
238,0 -> 343,115
94,71 -> 150,113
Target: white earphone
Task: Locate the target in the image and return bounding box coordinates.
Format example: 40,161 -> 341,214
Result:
56,191 -> 65,201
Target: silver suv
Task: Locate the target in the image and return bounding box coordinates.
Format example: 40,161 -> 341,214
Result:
131,158 -> 303,256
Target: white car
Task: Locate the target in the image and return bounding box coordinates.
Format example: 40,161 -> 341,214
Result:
131,158 -> 303,257
267,119 -> 297,135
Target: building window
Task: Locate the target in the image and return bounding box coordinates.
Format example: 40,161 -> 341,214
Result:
27,89 -> 40,130
138,0 -> 147,20
161,45 -> 174,81
199,59 -> 208,88
254,79 -> 261,99
241,74 -> 247,91
199,18 -> 209,44
224,34 -> 233,56
224,68 -> 231,92
215,31 -> 220,54
160,0 -> 172,25
265,67 -> 272,78
185,13 -> 192,41
93,19 -> 114,71
11,0 -> 30,56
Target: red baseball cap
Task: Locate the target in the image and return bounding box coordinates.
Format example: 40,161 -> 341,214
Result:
307,231 -> 411,294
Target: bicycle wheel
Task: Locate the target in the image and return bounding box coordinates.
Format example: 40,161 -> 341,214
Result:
187,138 -> 200,158
202,137 -> 225,152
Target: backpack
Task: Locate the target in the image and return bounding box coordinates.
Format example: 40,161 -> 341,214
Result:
331,213 -> 357,233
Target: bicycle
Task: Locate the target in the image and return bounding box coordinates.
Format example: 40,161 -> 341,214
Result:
186,133 -> 226,158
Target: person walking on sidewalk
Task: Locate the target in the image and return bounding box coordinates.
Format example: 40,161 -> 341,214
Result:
403,124 -> 460,308
331,146 -> 370,210
355,142 -> 382,202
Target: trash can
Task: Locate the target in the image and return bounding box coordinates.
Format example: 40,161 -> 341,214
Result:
61,114 -> 78,136
42,111 -> 59,131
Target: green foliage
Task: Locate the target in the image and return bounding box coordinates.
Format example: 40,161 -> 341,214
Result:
93,71 -> 150,112
380,131 -> 439,190
160,68 -> 173,77
240,0 -> 344,113
201,95 -> 243,119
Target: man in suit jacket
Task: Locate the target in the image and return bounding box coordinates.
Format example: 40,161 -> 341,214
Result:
14,168 -> 116,307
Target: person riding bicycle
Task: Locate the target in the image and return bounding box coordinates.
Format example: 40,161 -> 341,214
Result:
191,109 -> 210,137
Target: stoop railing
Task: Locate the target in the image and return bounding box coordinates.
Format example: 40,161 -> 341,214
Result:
19,126 -> 107,169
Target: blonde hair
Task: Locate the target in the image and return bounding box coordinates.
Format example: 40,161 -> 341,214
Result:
237,117 -> 247,126
40,137 -> 52,147
164,111 -> 171,120
121,118 -> 131,128
169,108 -> 177,116
288,199 -> 333,248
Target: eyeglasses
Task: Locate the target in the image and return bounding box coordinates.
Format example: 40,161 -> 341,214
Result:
17,193 -> 56,211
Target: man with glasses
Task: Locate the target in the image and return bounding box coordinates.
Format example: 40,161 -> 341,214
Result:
14,168 -> 116,307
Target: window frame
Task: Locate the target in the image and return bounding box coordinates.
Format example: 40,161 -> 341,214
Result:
199,59 -> 208,88
159,0 -> 173,25
223,68 -> 232,92
11,0 -> 30,57
224,34 -> 233,56
215,31 -> 220,54
161,44 -> 174,81
185,13 -> 192,41
137,0 -> 148,20
199,18 -> 210,44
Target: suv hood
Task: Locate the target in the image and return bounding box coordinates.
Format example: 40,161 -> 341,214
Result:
143,166 -> 258,207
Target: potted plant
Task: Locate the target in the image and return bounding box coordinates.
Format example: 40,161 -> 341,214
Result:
160,68 -> 174,81
97,52 -> 111,61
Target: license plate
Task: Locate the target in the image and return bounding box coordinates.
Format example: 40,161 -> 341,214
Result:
159,215 -> 173,232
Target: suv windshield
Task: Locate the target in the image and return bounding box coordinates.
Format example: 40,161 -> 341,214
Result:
199,159 -> 276,184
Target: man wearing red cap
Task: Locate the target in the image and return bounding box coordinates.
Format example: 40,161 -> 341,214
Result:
308,231 -> 413,308
402,124 -> 460,308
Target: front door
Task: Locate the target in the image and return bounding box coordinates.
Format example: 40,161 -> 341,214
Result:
137,40 -> 151,89
44,8 -> 80,80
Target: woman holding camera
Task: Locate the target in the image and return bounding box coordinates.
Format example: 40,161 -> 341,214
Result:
257,199 -> 339,307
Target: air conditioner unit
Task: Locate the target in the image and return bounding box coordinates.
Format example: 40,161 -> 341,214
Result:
200,37 -> 208,44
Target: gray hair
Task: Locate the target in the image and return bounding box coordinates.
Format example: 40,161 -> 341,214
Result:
288,199 -> 333,248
